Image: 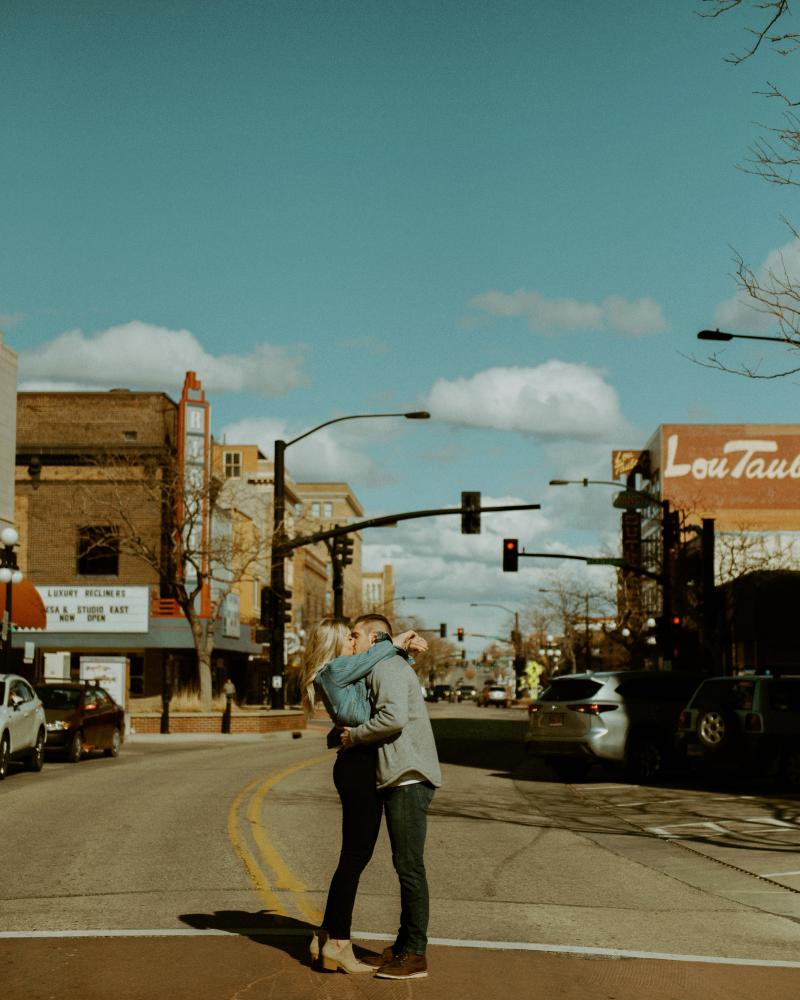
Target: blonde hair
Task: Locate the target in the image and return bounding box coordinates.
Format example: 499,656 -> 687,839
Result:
300,617 -> 352,715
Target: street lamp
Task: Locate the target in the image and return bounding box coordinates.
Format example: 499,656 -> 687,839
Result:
0,527 -> 23,673
697,328 -> 788,345
539,587 -> 592,673
267,410 -> 430,707
470,602 -> 525,696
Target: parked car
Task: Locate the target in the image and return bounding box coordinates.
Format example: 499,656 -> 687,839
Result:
35,682 -> 124,762
456,684 -> 477,702
0,673 -> 46,779
479,685 -> 512,708
675,674 -> 800,786
429,684 -> 454,703
525,670 -> 702,782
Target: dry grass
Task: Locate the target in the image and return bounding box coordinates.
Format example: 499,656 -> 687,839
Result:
130,690 -> 235,713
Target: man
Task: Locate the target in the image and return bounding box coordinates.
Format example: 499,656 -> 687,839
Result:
341,613 -> 442,981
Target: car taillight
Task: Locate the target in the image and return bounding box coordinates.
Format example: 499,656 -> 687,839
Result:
566,703 -> 618,715
744,712 -> 763,732
677,710 -> 690,729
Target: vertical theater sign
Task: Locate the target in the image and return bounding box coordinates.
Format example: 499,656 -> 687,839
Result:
177,372 -> 211,616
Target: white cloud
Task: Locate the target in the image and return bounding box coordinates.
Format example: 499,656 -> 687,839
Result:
362,495 -> 616,606
423,362 -> 629,441
219,416 -> 391,486
469,289 -> 667,336
713,239 -> 800,333
17,321 -> 306,396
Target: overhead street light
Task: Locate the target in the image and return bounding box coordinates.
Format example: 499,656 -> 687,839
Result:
697,329 -> 789,344
267,410 -> 431,707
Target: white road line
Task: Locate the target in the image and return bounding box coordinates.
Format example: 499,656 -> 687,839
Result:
1,928 -> 799,968
762,870 -> 800,878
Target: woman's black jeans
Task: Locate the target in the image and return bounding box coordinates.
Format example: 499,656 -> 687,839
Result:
322,745 -> 383,939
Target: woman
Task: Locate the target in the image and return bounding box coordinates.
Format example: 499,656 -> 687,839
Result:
300,617 -> 424,974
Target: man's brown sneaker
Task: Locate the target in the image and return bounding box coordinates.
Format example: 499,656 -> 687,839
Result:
358,945 -> 395,969
375,952 -> 428,979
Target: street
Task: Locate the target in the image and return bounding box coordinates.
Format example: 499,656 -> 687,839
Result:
2,703 -> 800,999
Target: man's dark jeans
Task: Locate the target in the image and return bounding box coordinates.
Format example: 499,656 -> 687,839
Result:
382,780 -> 435,955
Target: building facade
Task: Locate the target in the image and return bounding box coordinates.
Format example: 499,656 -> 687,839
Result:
0,334 -> 17,531
13,381 -> 261,701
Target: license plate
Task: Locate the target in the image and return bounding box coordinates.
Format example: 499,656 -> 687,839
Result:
547,713 -> 564,727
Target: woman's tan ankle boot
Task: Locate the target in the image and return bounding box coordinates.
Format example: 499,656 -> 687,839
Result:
320,939 -> 374,974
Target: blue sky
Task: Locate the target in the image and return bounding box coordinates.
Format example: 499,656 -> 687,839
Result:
4,1 -> 800,650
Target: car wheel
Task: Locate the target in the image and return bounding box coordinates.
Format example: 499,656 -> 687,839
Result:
549,757 -> 591,781
696,708 -> 735,751
626,736 -> 665,783
0,733 -> 9,780
67,730 -> 84,763
25,728 -> 45,772
104,728 -> 121,758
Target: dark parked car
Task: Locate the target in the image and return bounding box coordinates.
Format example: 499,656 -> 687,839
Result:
35,682 -> 124,762
456,684 -> 477,702
676,674 -> 800,786
429,684 -> 454,702
526,670 -> 703,782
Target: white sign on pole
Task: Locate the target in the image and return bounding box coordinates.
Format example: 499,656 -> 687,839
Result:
79,656 -> 129,710
36,586 -> 149,633
223,592 -> 240,639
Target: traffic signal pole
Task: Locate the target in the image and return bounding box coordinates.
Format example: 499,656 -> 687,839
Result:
266,501 -> 541,683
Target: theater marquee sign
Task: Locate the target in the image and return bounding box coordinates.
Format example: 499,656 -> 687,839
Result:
35,586 -> 150,633
653,424 -> 800,510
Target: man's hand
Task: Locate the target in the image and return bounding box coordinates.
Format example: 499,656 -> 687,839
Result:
340,727 -> 353,748
395,629 -> 428,653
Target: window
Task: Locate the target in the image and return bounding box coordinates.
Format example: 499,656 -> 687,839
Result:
311,502 -> 320,518
294,502 -> 304,515
77,526 -> 119,576
253,579 -> 261,611
123,430 -> 138,441
323,502 -> 333,518
224,451 -> 242,479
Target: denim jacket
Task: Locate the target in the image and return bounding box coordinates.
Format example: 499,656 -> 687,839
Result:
314,639 -> 404,749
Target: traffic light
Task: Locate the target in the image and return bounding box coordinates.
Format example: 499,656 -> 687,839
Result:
502,538 -> 519,572
439,623 -> 447,638
283,589 -> 293,625
457,627 -> 464,642
461,491 -> 481,534
340,535 -> 354,567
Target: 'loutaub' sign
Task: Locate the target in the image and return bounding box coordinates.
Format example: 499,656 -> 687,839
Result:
654,425 -> 800,512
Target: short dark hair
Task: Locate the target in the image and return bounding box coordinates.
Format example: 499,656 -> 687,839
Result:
351,613 -> 393,636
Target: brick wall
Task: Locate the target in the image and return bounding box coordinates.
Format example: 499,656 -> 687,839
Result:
130,712 -> 307,734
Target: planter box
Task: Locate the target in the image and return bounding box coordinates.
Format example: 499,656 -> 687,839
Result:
130,711 -> 306,734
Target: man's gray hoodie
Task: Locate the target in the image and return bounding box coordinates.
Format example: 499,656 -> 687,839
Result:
347,652 -> 442,791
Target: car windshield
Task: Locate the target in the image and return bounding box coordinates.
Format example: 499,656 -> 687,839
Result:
36,687 -> 82,709
540,678 -> 603,702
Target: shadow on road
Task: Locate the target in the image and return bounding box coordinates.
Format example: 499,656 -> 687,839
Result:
177,910 -> 386,967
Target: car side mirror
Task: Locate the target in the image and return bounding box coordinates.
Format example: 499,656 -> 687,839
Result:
9,695 -> 22,710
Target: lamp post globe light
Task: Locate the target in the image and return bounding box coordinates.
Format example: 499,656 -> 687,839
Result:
267,410 -> 430,708
0,526 -> 23,673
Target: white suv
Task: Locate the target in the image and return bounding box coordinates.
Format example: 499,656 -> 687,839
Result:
0,673 -> 46,779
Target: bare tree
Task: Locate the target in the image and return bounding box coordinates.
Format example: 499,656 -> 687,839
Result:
716,524 -> 800,581
698,1 -> 800,375
75,452 -> 268,708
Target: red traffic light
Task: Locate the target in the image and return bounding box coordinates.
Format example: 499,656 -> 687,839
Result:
671,615 -> 681,626
502,538 -> 519,572
457,627 -> 464,642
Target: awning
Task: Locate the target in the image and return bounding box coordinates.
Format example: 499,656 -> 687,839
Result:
0,580 -> 48,630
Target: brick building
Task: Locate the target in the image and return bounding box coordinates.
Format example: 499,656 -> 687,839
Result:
13,384 -> 260,701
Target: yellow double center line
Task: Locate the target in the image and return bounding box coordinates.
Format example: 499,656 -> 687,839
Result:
228,753 -> 331,925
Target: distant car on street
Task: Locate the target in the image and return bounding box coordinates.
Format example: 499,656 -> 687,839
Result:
35,682 -> 124,762
478,685 -> 512,708
456,684 -> 477,702
676,674 -> 800,787
429,684 -> 454,703
0,673 -> 46,779
525,670 -> 702,782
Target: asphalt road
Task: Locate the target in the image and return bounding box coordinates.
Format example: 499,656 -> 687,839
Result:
2,703 -> 800,999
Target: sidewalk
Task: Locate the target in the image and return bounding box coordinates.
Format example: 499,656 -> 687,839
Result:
3,932 -> 799,1000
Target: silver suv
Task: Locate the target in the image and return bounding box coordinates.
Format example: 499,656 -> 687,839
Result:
525,670 -> 702,782
0,673 -> 47,779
